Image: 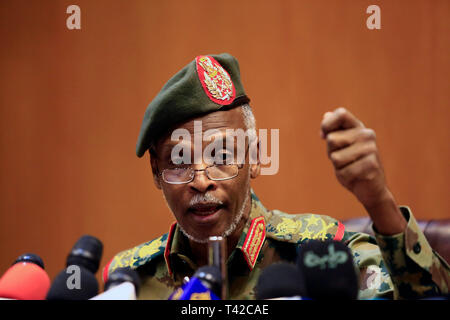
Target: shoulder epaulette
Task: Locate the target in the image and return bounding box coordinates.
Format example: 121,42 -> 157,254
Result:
265,210 -> 345,243
103,233 -> 169,283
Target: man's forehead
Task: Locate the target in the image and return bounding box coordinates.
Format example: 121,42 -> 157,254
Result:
182,107 -> 245,130
156,108 -> 245,146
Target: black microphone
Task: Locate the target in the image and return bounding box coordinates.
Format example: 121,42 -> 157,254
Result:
90,268 -> 141,300
254,262 -> 307,300
168,265 -> 222,300
296,239 -> 359,300
66,234 -> 103,274
46,235 -> 103,300
104,267 -> 141,294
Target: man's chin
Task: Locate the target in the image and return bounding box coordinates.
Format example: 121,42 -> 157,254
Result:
179,228 -> 217,244
179,222 -> 230,244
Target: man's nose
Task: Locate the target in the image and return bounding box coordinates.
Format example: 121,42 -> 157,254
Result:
188,165 -> 217,193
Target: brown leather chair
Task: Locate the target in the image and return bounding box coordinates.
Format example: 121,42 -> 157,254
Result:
341,217 -> 450,264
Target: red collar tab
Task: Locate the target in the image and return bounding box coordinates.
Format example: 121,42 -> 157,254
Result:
334,221 -> 345,241
195,55 -> 236,105
242,216 -> 266,270
164,222 -> 178,276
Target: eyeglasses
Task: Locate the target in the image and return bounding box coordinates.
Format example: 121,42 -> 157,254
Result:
159,163 -> 245,185
155,142 -> 251,185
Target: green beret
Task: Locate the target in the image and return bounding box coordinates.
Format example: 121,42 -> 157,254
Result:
135,53 -> 250,158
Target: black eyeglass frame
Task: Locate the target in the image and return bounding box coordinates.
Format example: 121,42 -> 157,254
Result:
155,144 -> 250,185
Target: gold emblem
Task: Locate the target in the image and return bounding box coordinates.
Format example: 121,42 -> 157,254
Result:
197,56 -> 234,102
314,221 -> 336,240
303,216 -> 336,241
111,246 -> 138,271
275,218 -> 303,237
138,236 -> 163,258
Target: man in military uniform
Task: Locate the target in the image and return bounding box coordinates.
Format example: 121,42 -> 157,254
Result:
103,53 -> 450,299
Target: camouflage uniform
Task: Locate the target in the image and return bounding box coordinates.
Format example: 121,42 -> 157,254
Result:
114,53 -> 450,299
103,191 -> 450,300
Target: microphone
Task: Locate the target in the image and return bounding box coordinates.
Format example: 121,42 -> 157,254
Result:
168,266 -> 221,300
207,236 -> 227,299
90,268 -> 141,300
296,239 -> 359,300
66,234 -> 103,274
255,262 -> 307,300
46,235 -> 103,300
0,253 -> 50,300
169,236 -> 227,300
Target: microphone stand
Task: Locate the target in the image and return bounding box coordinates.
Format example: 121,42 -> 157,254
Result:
207,236 -> 228,300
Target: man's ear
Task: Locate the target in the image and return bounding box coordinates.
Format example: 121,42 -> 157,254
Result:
250,138 -> 260,179
149,152 -> 162,189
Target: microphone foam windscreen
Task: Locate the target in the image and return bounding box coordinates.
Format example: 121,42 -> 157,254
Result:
46,265 -> 98,300
296,239 -> 359,300
0,261 -> 50,300
194,265 -> 222,297
254,262 -> 306,300
66,235 -> 103,274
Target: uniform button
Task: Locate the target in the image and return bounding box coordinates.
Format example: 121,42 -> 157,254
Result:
413,242 -> 421,254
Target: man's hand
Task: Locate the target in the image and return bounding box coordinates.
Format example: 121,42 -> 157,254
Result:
320,107 -> 384,208
320,107 -> 407,235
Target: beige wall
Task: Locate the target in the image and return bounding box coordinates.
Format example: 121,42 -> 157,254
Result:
1,0 -> 449,285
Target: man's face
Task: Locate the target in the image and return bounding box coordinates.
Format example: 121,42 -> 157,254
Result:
150,107 -> 259,242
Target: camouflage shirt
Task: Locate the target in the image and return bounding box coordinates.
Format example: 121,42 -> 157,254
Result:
104,192 -> 450,300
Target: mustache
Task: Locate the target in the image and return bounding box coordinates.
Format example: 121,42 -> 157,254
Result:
189,193 -> 224,207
